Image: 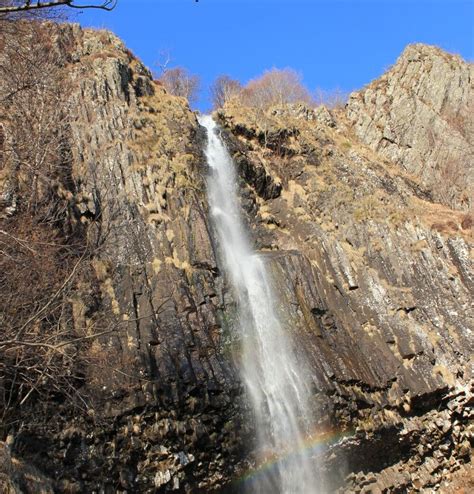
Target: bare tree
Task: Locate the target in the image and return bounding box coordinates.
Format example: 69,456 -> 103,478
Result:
154,49 -> 172,77
159,66 -> 200,104
314,87 -> 349,109
241,68 -> 313,109
0,21 -> 91,423
0,22 -> 73,214
210,75 -> 242,109
0,0 -> 116,14
229,68 -> 313,147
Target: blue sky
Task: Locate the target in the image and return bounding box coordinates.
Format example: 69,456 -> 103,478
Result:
77,0 -> 474,111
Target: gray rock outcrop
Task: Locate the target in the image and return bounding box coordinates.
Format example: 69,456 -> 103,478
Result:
346,43 -> 473,210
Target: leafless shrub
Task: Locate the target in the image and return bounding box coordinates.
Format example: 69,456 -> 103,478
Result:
159,66 -> 200,104
460,213 -> 473,230
430,220 -> 460,234
0,22 -> 91,424
240,68 -> 313,109
0,217 -> 89,422
210,75 -> 242,109
314,87 -> 349,109
1,22 -> 74,216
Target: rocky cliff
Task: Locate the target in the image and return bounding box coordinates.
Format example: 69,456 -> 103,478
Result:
346,43 -> 473,211
0,25 -> 472,493
2,23 -> 244,493
217,92 -> 473,491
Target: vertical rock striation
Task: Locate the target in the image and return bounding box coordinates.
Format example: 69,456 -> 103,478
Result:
2,24 -> 245,493
1,25 -> 472,493
218,67 -> 473,489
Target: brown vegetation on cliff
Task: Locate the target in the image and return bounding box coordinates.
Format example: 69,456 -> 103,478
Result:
0,21 -> 472,494
216,56 -> 473,490
0,22 -> 90,425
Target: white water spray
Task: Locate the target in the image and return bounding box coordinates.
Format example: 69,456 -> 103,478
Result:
199,115 -> 321,493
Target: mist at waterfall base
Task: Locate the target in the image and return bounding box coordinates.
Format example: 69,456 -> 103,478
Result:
199,115 -> 324,493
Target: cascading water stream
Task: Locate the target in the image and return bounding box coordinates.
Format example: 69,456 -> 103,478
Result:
199,115 -> 321,493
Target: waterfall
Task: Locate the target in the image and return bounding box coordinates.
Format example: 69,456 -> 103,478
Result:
199,115 -> 321,493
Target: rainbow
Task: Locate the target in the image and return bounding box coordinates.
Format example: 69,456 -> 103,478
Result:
233,427 -> 355,487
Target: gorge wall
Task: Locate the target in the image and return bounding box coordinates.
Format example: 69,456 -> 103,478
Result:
0,23 -> 472,493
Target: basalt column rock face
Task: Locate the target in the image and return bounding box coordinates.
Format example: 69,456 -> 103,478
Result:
65,27 -> 246,493
1,24 -> 472,493
2,24 -> 245,493
218,53 -> 473,489
346,44 -> 473,211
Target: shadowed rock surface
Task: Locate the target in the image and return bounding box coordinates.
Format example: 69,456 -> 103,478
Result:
217,89 -> 473,491
0,24 -> 472,493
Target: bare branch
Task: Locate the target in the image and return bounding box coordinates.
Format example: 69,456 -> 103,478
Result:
154,49 -> 172,76
14,253 -> 86,339
67,0 -> 116,10
0,228 -> 37,254
0,0 -> 116,13
0,311 -> 158,351
159,66 -> 201,104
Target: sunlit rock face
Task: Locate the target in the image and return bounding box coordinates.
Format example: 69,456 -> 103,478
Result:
346,43 -> 473,211
1,24 -> 472,493
216,48 -> 472,488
